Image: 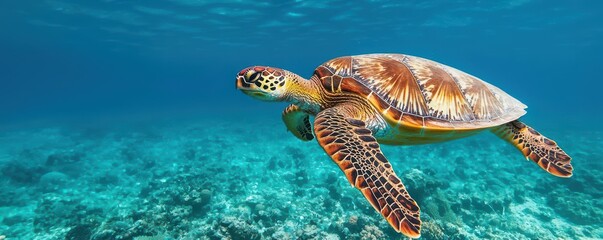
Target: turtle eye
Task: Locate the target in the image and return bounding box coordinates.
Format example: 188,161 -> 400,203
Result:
246,71 -> 261,83
237,68 -> 260,84
241,66 -> 270,83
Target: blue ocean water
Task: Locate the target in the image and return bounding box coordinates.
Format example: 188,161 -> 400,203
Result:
0,1 -> 601,239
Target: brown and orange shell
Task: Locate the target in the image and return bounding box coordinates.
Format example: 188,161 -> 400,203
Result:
314,54 -> 527,130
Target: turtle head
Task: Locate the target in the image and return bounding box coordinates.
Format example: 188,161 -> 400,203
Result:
236,66 -> 291,101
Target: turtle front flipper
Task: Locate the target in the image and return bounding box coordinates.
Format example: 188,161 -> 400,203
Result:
314,106 -> 421,238
492,120 -> 573,177
282,104 -> 314,141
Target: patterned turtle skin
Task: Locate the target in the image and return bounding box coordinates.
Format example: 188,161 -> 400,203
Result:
235,53 -> 573,238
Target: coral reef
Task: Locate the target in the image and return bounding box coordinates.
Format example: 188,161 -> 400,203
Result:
0,118 -> 601,239
548,190 -> 603,225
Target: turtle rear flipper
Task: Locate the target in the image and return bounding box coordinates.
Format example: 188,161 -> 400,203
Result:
492,120 -> 573,177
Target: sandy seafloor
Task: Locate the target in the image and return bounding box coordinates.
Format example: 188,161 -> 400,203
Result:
0,116 -> 601,240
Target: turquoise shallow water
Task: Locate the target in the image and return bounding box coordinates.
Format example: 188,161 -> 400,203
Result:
0,115 -> 601,239
1,0 -> 602,239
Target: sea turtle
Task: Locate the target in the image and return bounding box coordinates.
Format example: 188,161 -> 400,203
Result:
235,53 -> 573,238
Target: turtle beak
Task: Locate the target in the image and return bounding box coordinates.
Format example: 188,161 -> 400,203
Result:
236,76 -> 249,90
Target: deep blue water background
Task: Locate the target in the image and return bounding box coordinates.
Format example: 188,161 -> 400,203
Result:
1,0 -> 602,129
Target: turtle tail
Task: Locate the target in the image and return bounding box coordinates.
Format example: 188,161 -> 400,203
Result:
491,120 -> 573,177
